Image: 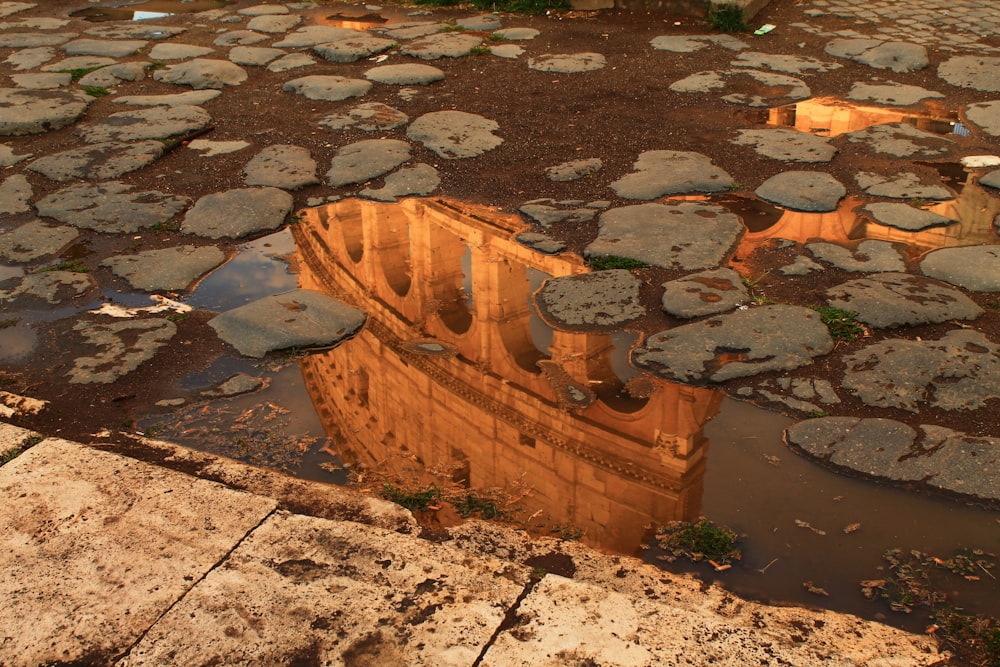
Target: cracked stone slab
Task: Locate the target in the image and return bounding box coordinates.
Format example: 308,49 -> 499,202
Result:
515,231 -> 565,254
214,30 -> 269,46
400,32 -> 482,59
153,58 -> 248,89
786,417 -> 1000,501
182,187 -> 293,240
847,81 -> 944,106
0,220 -> 78,262
10,72 -> 70,89
148,42 -> 214,60
938,56 -> 1000,93
0,143 -> 30,165
671,69 -> 810,107
77,61 -> 148,87
359,163 -> 440,202
210,288 -> 366,358
320,102 -> 408,132
920,245 -> 1000,292
364,63 -> 444,85
313,35 -> 396,63
272,25 -> 362,48
732,128 -> 836,163
326,138 -> 411,187
101,245 -> 226,292
807,239 -> 906,273
731,51 -> 841,75
0,87 -> 92,136
965,100 -> 1000,136
855,172 -> 953,199
246,14 -> 301,34
75,104 -> 211,143
114,90 -> 222,106
843,122 -> 952,157
27,140 -> 166,181
826,272 -> 982,328
61,38 -> 147,57
228,45 -> 284,66
0,32 -> 74,47
755,171 -> 846,212
737,377 -> 841,415
69,318 -> 177,383
824,38 -> 928,72
650,34 -> 747,52
661,268 -> 748,318
36,181 -> 189,234
534,270 -> 645,331
243,144 -> 319,190
528,52 -> 606,73
633,304 -> 833,383
863,202 -> 954,231
4,45 -> 55,70
585,202 -> 743,271
123,512 -> 522,666
843,329 -> 1000,413
545,158 -> 602,182
371,21 -> 441,41
84,24 -> 184,40
0,172 -> 30,214
457,14 -> 501,31
282,74 -> 371,101
407,110 -> 502,159
610,150 -> 733,199
266,53 -> 314,72
0,270 -> 94,305
0,438 -> 276,665
518,199 -> 600,227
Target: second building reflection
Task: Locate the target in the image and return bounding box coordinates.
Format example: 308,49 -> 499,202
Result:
293,197 -> 722,553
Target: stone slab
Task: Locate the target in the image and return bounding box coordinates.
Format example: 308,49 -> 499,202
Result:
661,268 -> 748,318
847,80 -> 944,106
732,128 -> 835,163
75,104 -> 211,143
671,69 -> 810,107
272,25 -> 362,48
148,42 -> 214,60
0,270 -> 94,305
78,61 -> 148,87
731,51 -> 841,74
10,72 -> 70,89
35,181 -> 189,234
102,245 -> 226,292
326,138 -> 411,187
863,202 -> 954,231
0,172 -> 30,214
84,24 -> 184,40
755,171 -> 846,212
243,144 -> 319,190
407,110 -> 502,159
266,53 -> 315,72
844,122 -> 951,157
965,100 -> 1000,136
0,437 -> 275,665
209,288 -> 366,358
824,38 -> 928,72
27,140 -> 166,181
69,318 -> 177,384
313,35 -> 396,63
61,38 -> 147,57
246,13 -> 301,33
114,90 -> 222,106
214,30 -> 269,46
0,32 -> 73,47
364,63 -> 444,85
152,58 -> 248,89
826,272 -> 983,328
650,34 -> 747,52
519,199 -> 599,227
320,102 -> 409,132
855,172 -> 953,200
534,269 -> 645,331
807,240 -> 906,273
228,45 -> 284,66
528,52 -> 606,73
920,245 -> 1000,292
0,219 -> 78,262
282,74 -> 371,101
359,163 -> 440,201
609,150 -> 733,199
4,45 -> 55,70
400,32 -> 482,59
182,187 -> 293,239
0,87 -> 91,136
545,158 -> 603,181
938,56 -> 1000,92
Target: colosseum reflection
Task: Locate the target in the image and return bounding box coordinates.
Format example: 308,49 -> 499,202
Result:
293,197 -> 723,553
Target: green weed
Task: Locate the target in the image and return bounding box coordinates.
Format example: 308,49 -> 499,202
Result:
587,255 -> 649,271
83,86 -> 110,97
150,219 -> 181,233
468,45 -> 490,56
707,2 -> 747,32
382,483 -> 442,511
60,66 -> 103,81
656,517 -> 741,565
453,492 -> 503,519
412,0 -> 568,14
34,261 -> 88,273
550,524 -> 583,541
0,318 -> 19,329
813,305 -> 864,342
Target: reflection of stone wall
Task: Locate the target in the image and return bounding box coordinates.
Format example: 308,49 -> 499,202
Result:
294,198 -> 722,552
771,97 -> 956,137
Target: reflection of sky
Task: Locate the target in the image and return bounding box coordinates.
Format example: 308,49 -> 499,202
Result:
185,229 -> 298,312
526,268 -> 553,357
0,321 -> 36,363
133,11 -> 171,20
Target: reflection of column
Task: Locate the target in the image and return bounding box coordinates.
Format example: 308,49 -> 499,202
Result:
736,196 -> 864,258
485,258 -> 545,373
422,224 -> 472,335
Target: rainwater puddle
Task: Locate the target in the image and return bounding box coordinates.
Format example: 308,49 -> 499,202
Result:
311,4 -> 418,30
71,0 -> 230,21
766,96 -> 961,137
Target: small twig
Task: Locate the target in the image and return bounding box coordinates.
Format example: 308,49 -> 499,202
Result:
979,562 -> 996,580
757,558 -> 778,574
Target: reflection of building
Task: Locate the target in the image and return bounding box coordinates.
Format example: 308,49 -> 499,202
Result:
769,97 -> 957,137
293,198 -> 722,553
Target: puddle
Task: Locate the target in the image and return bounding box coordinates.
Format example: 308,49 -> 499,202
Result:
311,4 -> 419,30
0,318 -> 36,364
71,0 -> 231,21
766,96 -> 960,138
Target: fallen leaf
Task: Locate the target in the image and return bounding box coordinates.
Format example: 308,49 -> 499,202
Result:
843,523 -> 861,534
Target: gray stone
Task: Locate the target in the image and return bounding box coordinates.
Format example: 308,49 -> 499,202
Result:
633,305 -> 833,382
457,14 -> 501,31
228,45 -> 284,66
244,144 -> 319,190
61,38 -> 147,58
779,255 -> 824,276
787,417 -> 1000,501
364,63 -> 444,85
0,270 -> 93,305
534,270 -> 645,331
981,170 -> 1000,190
209,288 -> 366,357
518,199 -> 597,227
843,330 -> 1000,411
855,172 -> 953,199
824,38 -> 929,72
515,232 -> 565,254
372,21 -> 442,41
0,173 -> 30,214
4,45 -> 55,70
266,53 -> 315,72
326,139 -> 411,187
84,24 -> 184,40
0,88 -> 91,136
319,102 -> 408,132
182,187 -> 293,240
863,203 -> 954,231
610,150 -> 733,199
0,32 -> 73,47
650,34 -> 748,52
273,26 -> 367,48
528,52 -> 606,73
101,245 -> 226,291
731,51 -> 842,74
920,245 -> 1000,291
493,27 -> 539,40
545,158 -> 603,182
153,58 -> 248,89
844,123 -> 951,157
148,43 -> 214,60
661,268 -> 748,318
938,56 -> 1000,92
807,240 -> 906,273
826,272 -> 982,328
965,100 -> 1000,136
585,202 -> 743,271
28,140 -> 166,181
10,72 -> 70,89
187,139 -> 250,156
36,181 -> 189,234
401,33 -> 483,59
0,143 -> 29,165
313,36 -> 396,63
75,105 -> 211,143
0,220 -> 77,262
246,14 -> 301,34
77,62 -> 148,87
407,111 -> 502,159
214,30 -> 269,47
489,44 -> 523,59
755,172 -> 846,212
359,163 -> 440,201
732,129 -> 836,163
40,56 -> 115,76
201,373 -> 265,398
238,3 -> 289,15
114,90 -> 222,106
282,75 -> 371,101
847,80 -> 943,106
672,69 -> 810,107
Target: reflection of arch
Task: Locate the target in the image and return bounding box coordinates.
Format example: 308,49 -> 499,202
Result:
769,97 -> 957,137
340,200 -> 365,263
735,196 -> 864,258
372,211 -> 411,297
